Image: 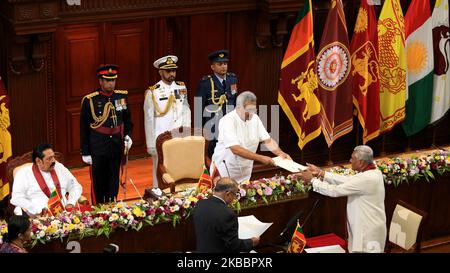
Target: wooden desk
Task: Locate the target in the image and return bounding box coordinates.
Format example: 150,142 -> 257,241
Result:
31,173 -> 450,253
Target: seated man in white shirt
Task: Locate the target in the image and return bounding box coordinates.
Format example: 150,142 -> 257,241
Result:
11,143 -> 83,216
210,91 -> 291,183
298,145 -> 387,253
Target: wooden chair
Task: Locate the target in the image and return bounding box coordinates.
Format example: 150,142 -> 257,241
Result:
386,200 -> 428,253
4,151 -> 64,217
155,127 -> 211,193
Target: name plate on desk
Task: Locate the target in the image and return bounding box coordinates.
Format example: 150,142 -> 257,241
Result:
304,245 -> 346,253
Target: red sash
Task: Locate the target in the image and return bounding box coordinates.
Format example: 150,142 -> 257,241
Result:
362,163 -> 377,172
32,163 -> 63,199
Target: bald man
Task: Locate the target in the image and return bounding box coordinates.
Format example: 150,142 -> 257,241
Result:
193,177 -> 259,252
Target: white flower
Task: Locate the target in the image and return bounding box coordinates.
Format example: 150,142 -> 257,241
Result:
170,205 -> 180,213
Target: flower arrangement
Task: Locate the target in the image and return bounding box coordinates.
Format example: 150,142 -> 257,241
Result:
6,149 -> 447,248
21,174 -> 309,247
234,174 -> 310,211
28,188 -> 211,248
330,149 -> 450,187
0,219 -> 7,245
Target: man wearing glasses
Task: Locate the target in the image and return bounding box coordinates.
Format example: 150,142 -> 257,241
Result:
210,91 -> 291,183
193,177 -> 259,252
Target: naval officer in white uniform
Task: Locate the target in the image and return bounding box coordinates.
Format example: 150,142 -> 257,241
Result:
144,55 -> 191,190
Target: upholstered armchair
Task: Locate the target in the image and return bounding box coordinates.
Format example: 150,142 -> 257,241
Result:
155,127 -> 211,193
386,200 -> 428,253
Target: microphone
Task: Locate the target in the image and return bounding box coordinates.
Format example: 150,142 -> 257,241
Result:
222,160 -> 231,177
103,243 -> 119,253
301,199 -> 320,228
279,209 -> 304,238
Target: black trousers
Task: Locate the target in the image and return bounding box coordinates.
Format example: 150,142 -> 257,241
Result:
207,139 -> 217,159
91,154 -> 121,204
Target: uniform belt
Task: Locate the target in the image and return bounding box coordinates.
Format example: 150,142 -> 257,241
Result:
93,124 -> 123,135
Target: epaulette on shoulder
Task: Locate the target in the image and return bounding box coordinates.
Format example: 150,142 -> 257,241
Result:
227,72 -> 236,77
148,84 -> 160,91
114,90 -> 128,95
201,75 -> 211,81
81,91 -> 98,105
82,91 -> 99,101
176,81 -> 185,86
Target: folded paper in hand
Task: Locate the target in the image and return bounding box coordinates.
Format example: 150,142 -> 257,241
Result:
238,215 -> 272,239
272,156 -> 307,173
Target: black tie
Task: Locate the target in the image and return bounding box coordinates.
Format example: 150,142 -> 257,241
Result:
222,80 -> 226,91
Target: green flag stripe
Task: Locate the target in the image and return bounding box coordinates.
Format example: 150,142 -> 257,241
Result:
296,0 -> 311,24
403,71 -> 434,136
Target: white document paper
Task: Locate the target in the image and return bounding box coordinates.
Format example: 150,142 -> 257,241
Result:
304,244 -> 346,253
238,215 -> 273,240
272,156 -> 307,173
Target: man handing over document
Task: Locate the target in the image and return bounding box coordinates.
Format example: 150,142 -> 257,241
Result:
211,91 -> 291,183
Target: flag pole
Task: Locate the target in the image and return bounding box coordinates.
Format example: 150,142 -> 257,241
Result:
327,145 -> 333,165
380,134 -> 386,156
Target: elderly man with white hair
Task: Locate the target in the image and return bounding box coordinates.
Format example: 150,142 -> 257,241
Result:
211,91 -> 291,183
298,145 -> 387,253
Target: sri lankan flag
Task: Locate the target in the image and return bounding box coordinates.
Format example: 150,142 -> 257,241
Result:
350,0 -> 380,144
0,75 -> 12,201
378,0 -> 407,133
316,0 -> 353,147
47,189 -> 65,216
278,0 -> 321,150
287,221 -> 306,253
197,166 -> 213,191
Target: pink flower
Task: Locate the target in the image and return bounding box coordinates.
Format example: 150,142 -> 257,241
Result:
264,187 -> 273,196
239,189 -> 246,198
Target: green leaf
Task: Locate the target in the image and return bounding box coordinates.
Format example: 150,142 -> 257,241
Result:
96,228 -> 104,237
136,221 -> 143,231
262,196 -> 268,205
104,228 -> 111,238
426,170 -> 435,180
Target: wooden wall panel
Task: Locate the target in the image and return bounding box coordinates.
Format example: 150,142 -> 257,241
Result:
188,13 -> 228,97
9,69 -> 49,155
127,98 -> 146,154
106,20 -> 150,93
62,26 -> 102,102
66,107 -> 81,155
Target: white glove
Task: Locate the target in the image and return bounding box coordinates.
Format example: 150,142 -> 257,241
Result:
82,155 -> 92,165
147,147 -> 156,155
124,135 -> 133,150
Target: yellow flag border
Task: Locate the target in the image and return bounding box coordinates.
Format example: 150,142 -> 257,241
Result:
278,93 -> 322,150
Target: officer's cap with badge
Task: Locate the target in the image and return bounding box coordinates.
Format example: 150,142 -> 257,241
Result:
208,50 -> 229,63
97,64 -> 119,80
153,55 -> 178,70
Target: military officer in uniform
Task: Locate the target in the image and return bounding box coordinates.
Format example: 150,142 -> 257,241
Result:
80,64 -> 133,204
144,55 -> 191,190
196,50 -> 238,158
